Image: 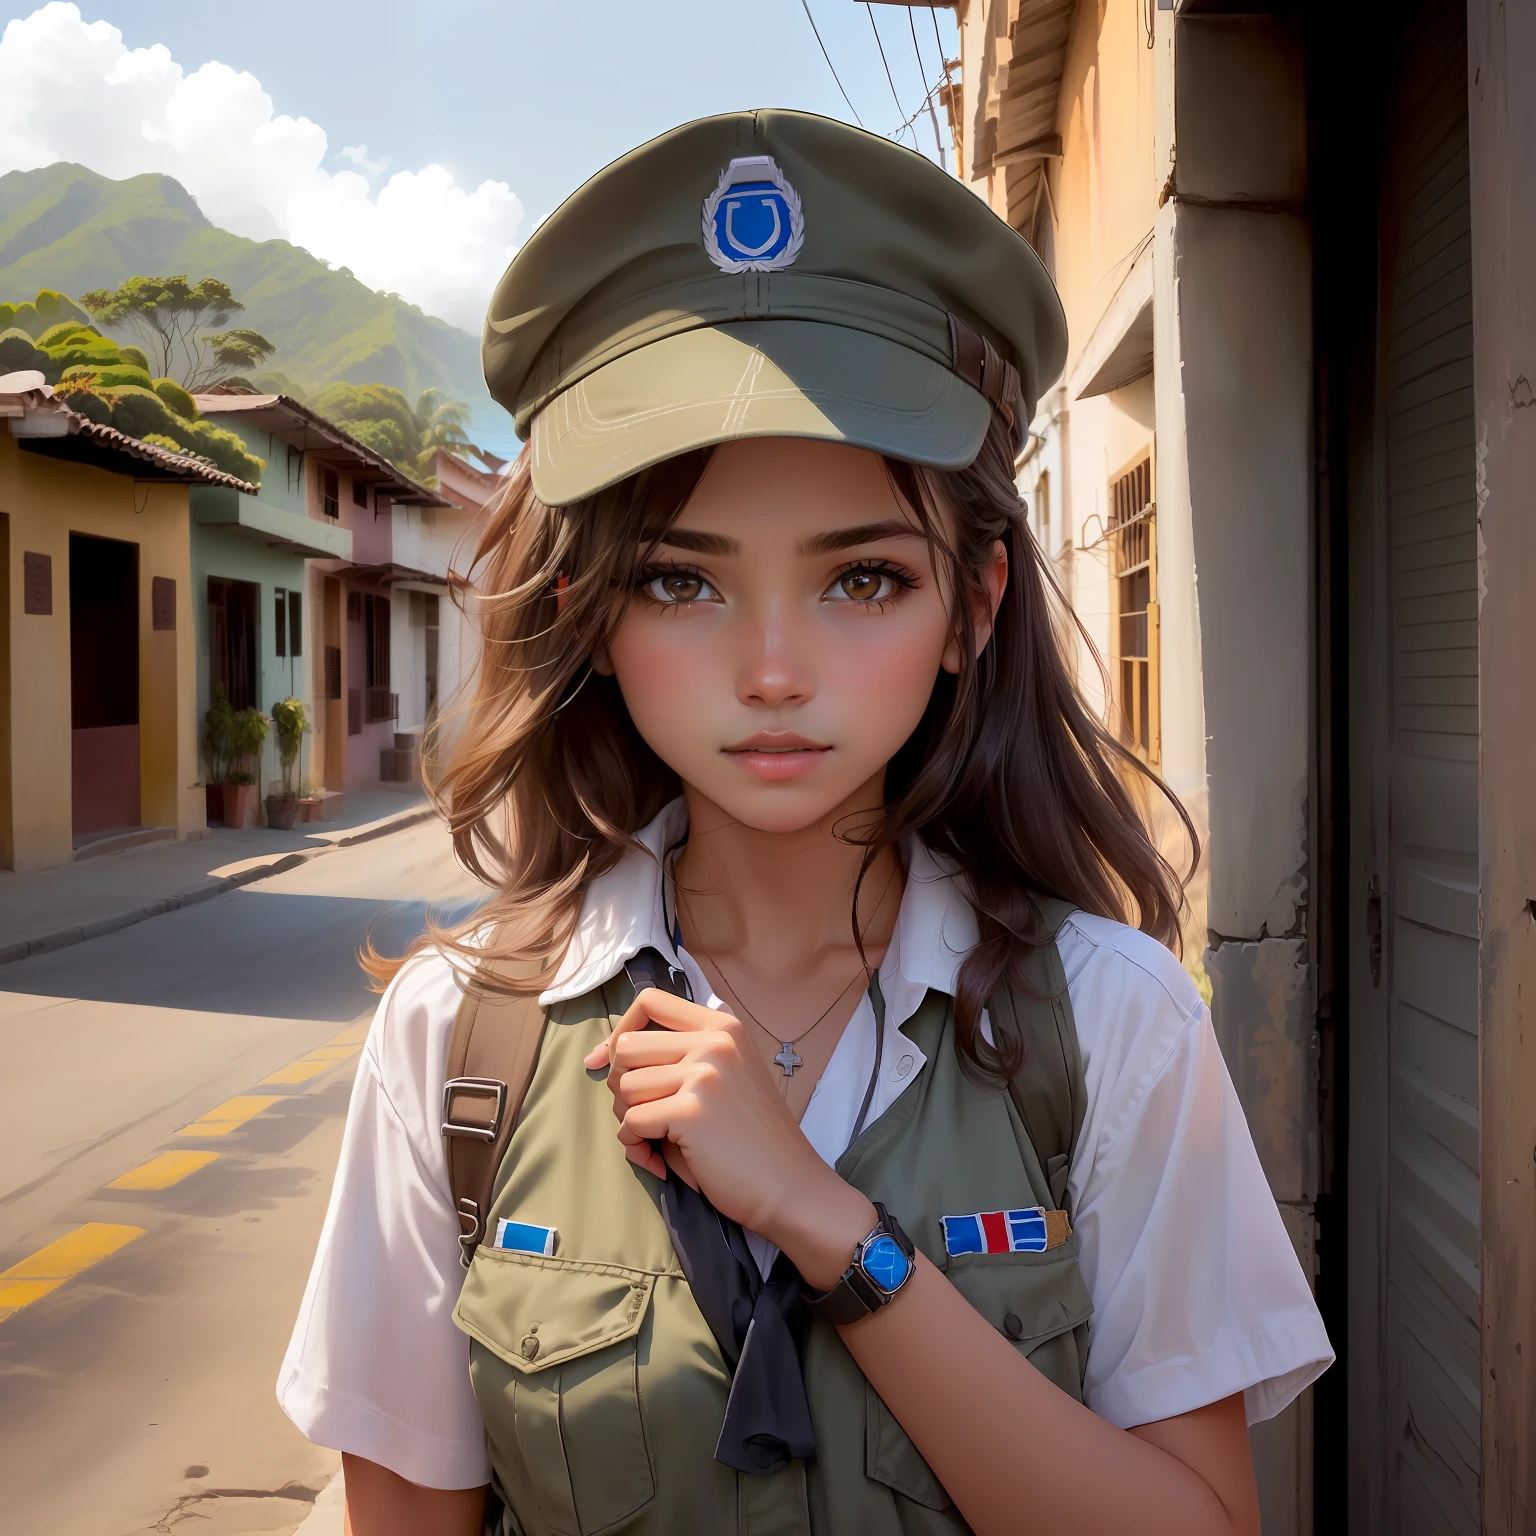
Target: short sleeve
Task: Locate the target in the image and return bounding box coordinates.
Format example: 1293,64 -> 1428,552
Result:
1061,919 -> 1334,1430
276,956 -> 491,1489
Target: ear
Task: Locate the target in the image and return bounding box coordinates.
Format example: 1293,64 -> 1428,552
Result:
940,540 -> 1008,675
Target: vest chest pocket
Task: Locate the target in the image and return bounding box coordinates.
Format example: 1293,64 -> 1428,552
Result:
865,1241 -> 1094,1513
456,1250 -> 658,1536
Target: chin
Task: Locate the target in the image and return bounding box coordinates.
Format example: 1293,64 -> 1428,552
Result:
697,778 -> 863,837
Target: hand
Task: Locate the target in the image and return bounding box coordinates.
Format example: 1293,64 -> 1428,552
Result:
582,988 -> 869,1266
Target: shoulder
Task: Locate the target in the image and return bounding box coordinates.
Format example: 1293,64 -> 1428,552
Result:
358,946 -> 472,1163
1055,911 -> 1207,1156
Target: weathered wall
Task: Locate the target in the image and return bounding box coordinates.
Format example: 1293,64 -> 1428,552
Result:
1466,3 -> 1536,1527
1165,17 -> 1315,1533
0,433 -> 200,871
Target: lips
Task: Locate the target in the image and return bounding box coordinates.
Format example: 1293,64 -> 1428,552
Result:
722,732 -> 831,782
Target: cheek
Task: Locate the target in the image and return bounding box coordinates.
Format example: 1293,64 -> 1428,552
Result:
605,613 -> 721,758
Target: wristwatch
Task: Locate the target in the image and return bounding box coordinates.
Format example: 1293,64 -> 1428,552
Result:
804,1202 -> 916,1324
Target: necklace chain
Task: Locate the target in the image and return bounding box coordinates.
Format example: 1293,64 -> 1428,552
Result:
675,871 -> 895,1082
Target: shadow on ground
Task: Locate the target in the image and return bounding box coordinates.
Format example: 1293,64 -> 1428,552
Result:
0,890 -> 481,1018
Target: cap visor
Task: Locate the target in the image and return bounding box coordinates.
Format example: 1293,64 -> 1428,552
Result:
529,320 -> 990,506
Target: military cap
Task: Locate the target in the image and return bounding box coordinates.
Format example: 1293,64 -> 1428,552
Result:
483,109 -> 1067,507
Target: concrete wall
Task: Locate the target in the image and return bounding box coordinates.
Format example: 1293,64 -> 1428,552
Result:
0,432 -> 201,871
1163,17 -> 1316,1531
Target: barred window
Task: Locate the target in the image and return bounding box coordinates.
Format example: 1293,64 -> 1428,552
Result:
1109,453 -> 1159,766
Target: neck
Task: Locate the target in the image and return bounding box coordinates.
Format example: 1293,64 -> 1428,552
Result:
673,778 -> 902,973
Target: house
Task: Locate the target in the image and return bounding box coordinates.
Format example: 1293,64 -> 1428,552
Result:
191,393 -> 449,803
942,1 -> 1535,1530
0,373 -> 257,871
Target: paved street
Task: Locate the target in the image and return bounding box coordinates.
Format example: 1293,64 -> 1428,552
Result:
0,819 -> 483,1536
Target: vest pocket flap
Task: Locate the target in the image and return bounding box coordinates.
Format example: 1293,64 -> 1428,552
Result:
454,1249 -> 655,1375
944,1238 -> 1094,1349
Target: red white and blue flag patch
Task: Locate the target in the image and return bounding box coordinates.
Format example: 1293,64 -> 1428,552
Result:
942,1207 -> 1051,1256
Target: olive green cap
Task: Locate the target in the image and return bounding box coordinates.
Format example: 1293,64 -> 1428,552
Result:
483,109 -> 1067,507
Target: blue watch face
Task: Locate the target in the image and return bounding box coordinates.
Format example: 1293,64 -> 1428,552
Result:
860,1233 -> 912,1294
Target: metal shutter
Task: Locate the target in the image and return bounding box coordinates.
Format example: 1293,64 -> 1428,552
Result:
1380,9 -> 1479,1532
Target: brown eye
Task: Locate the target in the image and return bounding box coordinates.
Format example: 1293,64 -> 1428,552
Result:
830,567 -> 899,603
642,570 -> 714,603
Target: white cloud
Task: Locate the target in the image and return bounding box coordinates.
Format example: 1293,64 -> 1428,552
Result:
339,144 -> 390,177
0,3 -> 522,330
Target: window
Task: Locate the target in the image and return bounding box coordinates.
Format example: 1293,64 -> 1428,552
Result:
352,477 -> 369,509
1108,453 -> 1158,765
273,589 -> 304,660
363,592 -> 394,723
322,468 -> 340,520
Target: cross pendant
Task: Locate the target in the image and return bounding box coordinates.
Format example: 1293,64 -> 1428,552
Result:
774,1042 -> 803,1077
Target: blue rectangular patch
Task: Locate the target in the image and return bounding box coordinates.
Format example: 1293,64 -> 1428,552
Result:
494,1218 -> 557,1255
940,1213 -> 986,1255
1005,1209 -> 1048,1252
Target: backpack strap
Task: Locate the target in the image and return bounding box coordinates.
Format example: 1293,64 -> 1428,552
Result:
441,967 -> 548,1269
992,897 -> 1086,1215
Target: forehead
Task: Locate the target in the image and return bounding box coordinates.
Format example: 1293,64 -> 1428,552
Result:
673,438 -> 919,541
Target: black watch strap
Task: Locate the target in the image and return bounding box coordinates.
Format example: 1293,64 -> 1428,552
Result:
804,1203 -> 914,1325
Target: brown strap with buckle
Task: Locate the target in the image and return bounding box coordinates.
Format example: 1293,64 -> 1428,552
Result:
948,312 -> 1024,448
442,969 -> 547,1268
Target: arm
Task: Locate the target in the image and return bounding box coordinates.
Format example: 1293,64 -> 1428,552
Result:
789,1198 -> 1261,1536
595,990 -> 1263,1536
342,1454 -> 486,1536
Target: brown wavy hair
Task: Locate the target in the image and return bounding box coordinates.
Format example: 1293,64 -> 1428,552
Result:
369,414 -> 1198,1081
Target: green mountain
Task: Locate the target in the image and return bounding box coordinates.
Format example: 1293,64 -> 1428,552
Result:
0,163 -> 496,427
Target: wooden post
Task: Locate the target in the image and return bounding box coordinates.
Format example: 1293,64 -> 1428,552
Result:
1466,3 -> 1536,1529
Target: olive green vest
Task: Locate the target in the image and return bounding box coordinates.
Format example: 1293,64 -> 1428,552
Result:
453,941 -> 1091,1536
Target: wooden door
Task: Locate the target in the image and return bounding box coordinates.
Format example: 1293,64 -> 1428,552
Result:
69,533 -> 140,839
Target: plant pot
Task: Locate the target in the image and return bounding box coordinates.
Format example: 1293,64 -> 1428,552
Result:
204,784 -> 225,827
265,794 -> 300,831
223,782 -> 257,829
296,797 -> 320,824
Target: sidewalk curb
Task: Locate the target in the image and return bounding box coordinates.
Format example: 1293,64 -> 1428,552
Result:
0,805 -> 437,969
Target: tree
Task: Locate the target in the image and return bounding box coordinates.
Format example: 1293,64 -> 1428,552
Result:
79,276 -> 276,392
311,382 -> 485,483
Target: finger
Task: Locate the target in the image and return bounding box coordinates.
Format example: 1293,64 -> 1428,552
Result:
610,1063 -> 690,1112
585,989 -> 736,1071
623,1141 -> 669,1180
618,1098 -> 694,1148
610,1031 -> 708,1071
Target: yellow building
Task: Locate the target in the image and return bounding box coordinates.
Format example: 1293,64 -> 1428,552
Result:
0,376 -> 257,872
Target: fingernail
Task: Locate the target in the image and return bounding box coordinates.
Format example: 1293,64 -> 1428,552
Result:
583,1042 -> 609,1069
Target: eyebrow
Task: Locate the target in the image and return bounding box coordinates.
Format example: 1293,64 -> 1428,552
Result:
650,519 -> 924,559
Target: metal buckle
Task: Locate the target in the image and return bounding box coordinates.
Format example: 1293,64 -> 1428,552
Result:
441,1076 -> 507,1143
457,1197 -> 482,1269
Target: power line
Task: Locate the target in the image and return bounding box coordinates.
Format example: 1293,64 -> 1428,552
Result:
864,3 -> 918,149
907,4 -> 946,168
798,0 -> 864,127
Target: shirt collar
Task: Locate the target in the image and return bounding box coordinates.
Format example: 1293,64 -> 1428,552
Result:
540,797 -> 978,1020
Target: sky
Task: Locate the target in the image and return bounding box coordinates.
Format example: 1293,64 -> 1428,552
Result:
0,0 -> 959,336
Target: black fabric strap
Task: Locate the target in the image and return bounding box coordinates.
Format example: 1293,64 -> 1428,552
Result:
624,948 -> 816,1476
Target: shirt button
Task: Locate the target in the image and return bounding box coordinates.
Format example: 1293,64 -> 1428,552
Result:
1003,1313 -> 1025,1341
893,1054 -> 915,1080
520,1334 -> 540,1361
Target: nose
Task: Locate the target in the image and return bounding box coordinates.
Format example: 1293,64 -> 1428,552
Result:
735,598 -> 814,710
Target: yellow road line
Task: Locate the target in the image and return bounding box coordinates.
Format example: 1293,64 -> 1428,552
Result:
175,1094 -> 284,1137
259,1059 -> 332,1086
327,1021 -> 370,1047
105,1150 -> 220,1191
0,1223 -> 144,1321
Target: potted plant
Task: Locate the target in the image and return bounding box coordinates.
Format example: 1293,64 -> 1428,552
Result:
266,697 -> 309,831
224,705 -> 269,829
202,687 -> 235,825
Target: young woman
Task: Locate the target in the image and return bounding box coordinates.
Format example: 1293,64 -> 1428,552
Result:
278,111 -> 1331,1536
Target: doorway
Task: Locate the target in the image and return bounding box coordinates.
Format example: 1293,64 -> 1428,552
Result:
70,533 -> 140,841
207,576 -> 258,712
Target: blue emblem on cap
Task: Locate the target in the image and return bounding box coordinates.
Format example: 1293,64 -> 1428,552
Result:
702,156 -> 805,274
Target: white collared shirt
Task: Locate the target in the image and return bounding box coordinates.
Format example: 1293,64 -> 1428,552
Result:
278,800 -> 1333,1490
